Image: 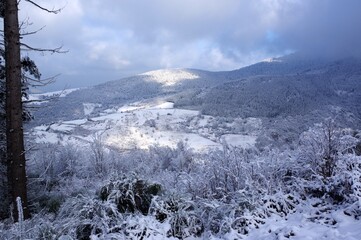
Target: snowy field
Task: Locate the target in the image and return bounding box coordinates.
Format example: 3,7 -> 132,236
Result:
30,101 -> 259,152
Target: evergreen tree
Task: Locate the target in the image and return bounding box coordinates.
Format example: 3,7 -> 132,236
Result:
1,0 -> 52,220
3,0 -> 30,220
0,47 -> 41,219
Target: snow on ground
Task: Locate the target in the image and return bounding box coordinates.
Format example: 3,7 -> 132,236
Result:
153,102 -> 174,109
27,100 -> 361,239
243,210 -> 361,240
83,103 -> 102,115
140,69 -> 199,86
262,57 -> 282,63
27,88 -> 79,104
32,131 -> 60,144
117,102 -> 145,113
29,101 -> 259,152
221,134 -> 257,148
197,115 -> 213,127
65,119 -> 88,125
105,128 -> 221,152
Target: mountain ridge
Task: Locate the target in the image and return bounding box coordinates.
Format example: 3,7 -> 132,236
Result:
28,53 -> 361,135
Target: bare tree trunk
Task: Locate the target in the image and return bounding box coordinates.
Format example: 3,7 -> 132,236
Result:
4,0 -> 30,220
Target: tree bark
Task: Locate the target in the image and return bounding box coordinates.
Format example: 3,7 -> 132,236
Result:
4,0 -> 30,220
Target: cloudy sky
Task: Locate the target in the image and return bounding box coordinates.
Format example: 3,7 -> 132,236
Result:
12,0 -> 361,91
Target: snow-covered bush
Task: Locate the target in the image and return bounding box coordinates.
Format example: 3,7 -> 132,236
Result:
57,196 -> 124,239
26,143 -> 87,215
298,120 -> 360,204
99,174 -> 162,215
151,196 -> 204,238
90,133 -> 107,176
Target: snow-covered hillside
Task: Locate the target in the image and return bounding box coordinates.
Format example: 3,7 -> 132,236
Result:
26,88 -> 79,104
30,101 -> 260,152
14,53 -> 360,240
29,53 -> 361,134
140,69 -> 200,86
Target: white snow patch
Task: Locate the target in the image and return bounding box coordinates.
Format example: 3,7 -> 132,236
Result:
140,69 -> 199,86
245,210 -> 361,240
105,128 -> 221,152
335,90 -> 352,96
32,131 -> 60,144
153,102 -> 174,109
40,88 -> 79,97
64,119 -> 88,125
117,105 -> 144,113
28,88 -> 79,104
222,134 -> 257,149
83,103 -> 102,115
29,101 -> 258,153
262,58 -> 282,63
50,123 -> 74,133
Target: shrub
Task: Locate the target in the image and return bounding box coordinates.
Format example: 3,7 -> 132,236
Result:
151,196 -> 204,238
99,174 -> 162,215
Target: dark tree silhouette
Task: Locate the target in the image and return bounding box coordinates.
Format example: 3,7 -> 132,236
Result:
3,0 -> 30,220
1,0 -> 62,221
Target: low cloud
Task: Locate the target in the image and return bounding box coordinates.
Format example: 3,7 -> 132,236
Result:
275,0 -> 361,57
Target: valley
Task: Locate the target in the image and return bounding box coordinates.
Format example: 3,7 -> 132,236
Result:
30,100 -> 261,153
3,53 -> 361,239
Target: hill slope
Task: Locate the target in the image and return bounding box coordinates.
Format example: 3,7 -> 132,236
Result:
29,53 -> 361,136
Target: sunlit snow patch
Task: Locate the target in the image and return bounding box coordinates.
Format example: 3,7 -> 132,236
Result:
222,134 -> 257,149
117,105 -> 144,113
262,57 -> 282,63
27,88 -> 79,104
105,128 -> 221,152
153,102 -> 174,109
140,69 -> 199,86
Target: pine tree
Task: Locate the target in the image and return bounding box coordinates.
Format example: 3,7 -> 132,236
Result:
3,0 -> 30,220
1,0 -> 62,221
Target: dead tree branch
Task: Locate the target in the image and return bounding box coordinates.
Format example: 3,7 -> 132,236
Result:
24,0 -> 63,14
20,42 -> 68,54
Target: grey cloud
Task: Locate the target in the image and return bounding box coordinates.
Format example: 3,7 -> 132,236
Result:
274,0 -> 361,57
13,0 -> 361,91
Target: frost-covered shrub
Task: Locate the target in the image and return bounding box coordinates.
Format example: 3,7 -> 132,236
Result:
35,221 -> 57,240
0,214 -> 57,240
299,120 -> 357,179
90,133 -> 108,176
121,214 -> 170,239
149,142 -> 195,173
150,196 -> 204,238
35,193 -> 65,214
26,143 -> 89,215
167,203 -> 203,238
298,120 -> 360,204
99,174 -> 162,215
259,193 -> 299,217
57,196 -> 124,239
183,147 -> 297,202
29,143 -> 81,181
